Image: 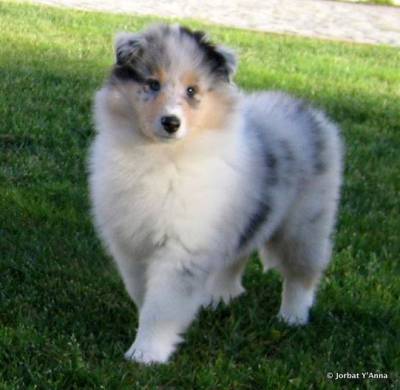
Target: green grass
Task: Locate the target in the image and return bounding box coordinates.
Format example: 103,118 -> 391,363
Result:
348,0 -> 397,6
1,1 -> 399,388
340,0 -> 397,6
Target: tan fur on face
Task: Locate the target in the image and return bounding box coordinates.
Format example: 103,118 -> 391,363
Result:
107,74 -> 168,141
181,71 -> 200,90
143,90 -> 168,140
184,87 -> 238,134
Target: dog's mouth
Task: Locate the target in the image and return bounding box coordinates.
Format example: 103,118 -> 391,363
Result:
154,132 -> 182,143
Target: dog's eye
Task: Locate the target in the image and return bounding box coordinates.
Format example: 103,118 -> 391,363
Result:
186,86 -> 198,98
147,79 -> 161,92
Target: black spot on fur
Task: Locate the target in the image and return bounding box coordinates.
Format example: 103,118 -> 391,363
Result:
179,26 -> 230,81
292,99 -> 308,117
237,124 -> 282,250
279,140 -> 295,163
251,121 -> 280,186
309,210 -> 325,224
311,125 -> 327,174
181,265 -> 195,278
238,200 -> 271,250
290,99 -> 327,175
265,152 -> 279,186
278,140 -> 296,184
266,152 -> 277,169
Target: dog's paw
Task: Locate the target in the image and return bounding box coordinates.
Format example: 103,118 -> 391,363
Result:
124,338 -> 177,365
124,345 -> 170,365
124,347 -> 162,365
277,307 -> 309,326
278,285 -> 314,326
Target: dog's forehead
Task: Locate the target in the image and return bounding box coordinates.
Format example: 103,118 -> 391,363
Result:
141,26 -> 204,75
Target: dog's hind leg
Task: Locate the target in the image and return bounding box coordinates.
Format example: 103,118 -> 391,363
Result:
265,179 -> 338,325
265,232 -> 330,326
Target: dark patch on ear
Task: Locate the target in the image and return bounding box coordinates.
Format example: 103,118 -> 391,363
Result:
110,65 -> 145,83
113,31 -> 165,85
180,26 -> 233,81
116,45 -> 142,65
115,33 -> 143,66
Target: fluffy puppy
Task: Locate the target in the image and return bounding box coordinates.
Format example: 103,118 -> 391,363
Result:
88,24 -> 343,364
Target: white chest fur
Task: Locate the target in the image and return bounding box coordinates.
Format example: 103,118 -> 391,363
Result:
89,130 -> 249,261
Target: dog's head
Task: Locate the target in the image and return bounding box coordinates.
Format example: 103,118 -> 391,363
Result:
102,24 -> 238,142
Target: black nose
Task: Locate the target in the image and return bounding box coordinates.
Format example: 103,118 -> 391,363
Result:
161,115 -> 181,134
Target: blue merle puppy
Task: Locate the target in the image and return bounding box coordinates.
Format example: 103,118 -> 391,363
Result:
88,24 -> 344,364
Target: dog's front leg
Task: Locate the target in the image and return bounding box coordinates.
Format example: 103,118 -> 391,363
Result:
124,254 -> 209,364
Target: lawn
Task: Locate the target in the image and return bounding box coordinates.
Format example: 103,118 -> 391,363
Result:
1,1 -> 399,388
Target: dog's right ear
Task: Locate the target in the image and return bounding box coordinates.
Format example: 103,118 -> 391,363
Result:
114,32 -> 143,65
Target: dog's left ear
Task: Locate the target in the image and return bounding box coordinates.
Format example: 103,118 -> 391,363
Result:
216,46 -> 237,82
114,32 -> 143,65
